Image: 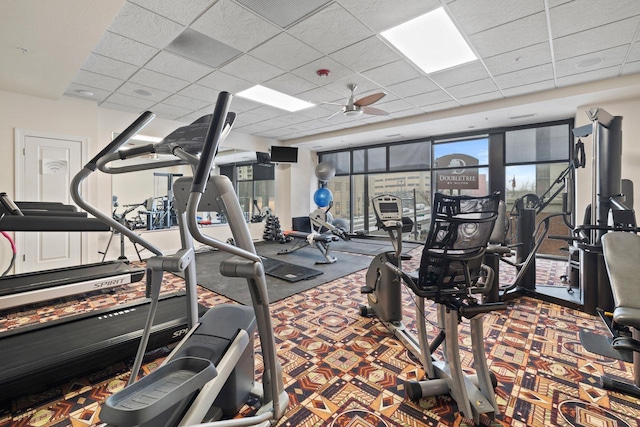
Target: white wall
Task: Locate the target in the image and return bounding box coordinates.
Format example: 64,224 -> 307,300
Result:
574,96 -> 640,221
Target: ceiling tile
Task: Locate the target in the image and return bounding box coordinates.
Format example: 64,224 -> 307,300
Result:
197,71 -> 253,94
178,84 -> 220,103
323,74 -> 382,99
556,65 -> 620,87
494,63 -> 554,89
72,70 -> 124,91
237,0 -> 331,28
291,57 -> 355,85
145,51 -> 214,82
235,122 -> 273,134
501,80 -> 555,97
447,78 -> 500,98
375,99 -> 415,113
549,0 -> 640,38
129,68 -> 190,92
385,77 -> 440,97
331,36 -> 401,73
625,42 -> 640,62
107,2 -> 185,49
165,28 -> 241,68
447,0 -> 545,36
92,31 -> 159,66
405,89 -> 456,107
220,55 -> 284,84
553,17 -> 640,60
288,3 -> 373,54
429,61 -> 489,87
250,32 -> 323,71
457,91 -> 504,105
151,103 -> 194,118
64,83 -> 113,102
420,100 -> 460,113
191,0 -> 281,52
117,81 -> 172,102
338,0 -> 440,32
296,105 -> 337,120
555,45 -> 628,78
129,0 -> 216,25
234,111 -> 270,127
81,53 -> 138,81
103,92 -> 156,110
180,111 -> 211,124
362,60 -> 423,87
622,60 -> 640,75
297,86 -> 344,103
251,105 -> 290,119
390,109 -> 423,119
263,73 -> 317,95
100,102 -> 145,114
484,42 -> 552,76
162,94 -> 210,110
468,12 -> 548,58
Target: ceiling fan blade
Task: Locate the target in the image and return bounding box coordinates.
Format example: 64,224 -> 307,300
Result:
362,106 -> 388,116
354,92 -> 386,106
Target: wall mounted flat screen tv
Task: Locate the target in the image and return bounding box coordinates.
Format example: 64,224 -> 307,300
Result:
270,146 -> 298,163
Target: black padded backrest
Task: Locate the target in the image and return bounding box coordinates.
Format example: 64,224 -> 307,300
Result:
489,200 -> 507,244
292,216 -> 312,233
418,192 -> 500,293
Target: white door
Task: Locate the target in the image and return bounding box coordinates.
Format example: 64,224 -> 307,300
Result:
15,130 -> 85,273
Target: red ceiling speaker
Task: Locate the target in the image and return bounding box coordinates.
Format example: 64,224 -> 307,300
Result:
316,69 -> 331,77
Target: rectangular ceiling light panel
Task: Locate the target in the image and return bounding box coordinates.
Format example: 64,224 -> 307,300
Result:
237,85 -> 315,111
381,7 -> 476,74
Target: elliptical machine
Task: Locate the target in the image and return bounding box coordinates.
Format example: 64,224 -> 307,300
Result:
360,195 -> 419,355
360,193 -> 506,424
98,92 -> 288,427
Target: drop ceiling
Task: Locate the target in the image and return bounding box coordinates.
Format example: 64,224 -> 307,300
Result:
4,0 -> 640,151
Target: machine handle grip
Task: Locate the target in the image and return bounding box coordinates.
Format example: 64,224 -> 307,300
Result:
118,144 -> 157,159
87,111 -> 155,170
0,192 -> 23,216
191,92 -> 232,194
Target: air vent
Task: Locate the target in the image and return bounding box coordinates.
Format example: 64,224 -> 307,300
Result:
237,0 -> 330,28
508,113 -> 536,120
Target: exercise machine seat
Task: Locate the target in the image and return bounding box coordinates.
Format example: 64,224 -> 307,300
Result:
414,192 -> 500,300
602,232 -> 640,330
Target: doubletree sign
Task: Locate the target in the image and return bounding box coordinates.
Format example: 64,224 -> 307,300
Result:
435,154 -> 479,190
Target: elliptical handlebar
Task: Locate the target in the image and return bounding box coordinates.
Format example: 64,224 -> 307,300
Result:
86,111 -> 155,171
191,92 -> 234,194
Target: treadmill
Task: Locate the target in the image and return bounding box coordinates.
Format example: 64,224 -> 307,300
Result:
0,111 -> 225,402
0,195 -> 145,310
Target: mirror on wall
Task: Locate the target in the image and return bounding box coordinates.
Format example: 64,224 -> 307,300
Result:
110,133 -> 256,231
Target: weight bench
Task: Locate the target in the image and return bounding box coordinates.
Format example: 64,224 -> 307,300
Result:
600,231 -> 640,398
278,216 -> 339,264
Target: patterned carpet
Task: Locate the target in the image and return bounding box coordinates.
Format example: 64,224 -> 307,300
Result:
0,249 -> 639,427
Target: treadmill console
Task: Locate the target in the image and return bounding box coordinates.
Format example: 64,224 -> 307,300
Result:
372,195 -> 402,222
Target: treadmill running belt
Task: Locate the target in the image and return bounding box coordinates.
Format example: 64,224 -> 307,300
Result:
0,293 -> 207,402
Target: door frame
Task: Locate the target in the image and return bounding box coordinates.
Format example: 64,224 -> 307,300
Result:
14,128 -> 90,272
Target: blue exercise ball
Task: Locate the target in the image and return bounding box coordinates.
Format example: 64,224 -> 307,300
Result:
313,187 -> 333,207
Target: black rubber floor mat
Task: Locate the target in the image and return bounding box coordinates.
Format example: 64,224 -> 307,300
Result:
260,257 -> 323,283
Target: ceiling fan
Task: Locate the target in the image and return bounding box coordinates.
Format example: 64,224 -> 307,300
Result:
329,84 -> 388,119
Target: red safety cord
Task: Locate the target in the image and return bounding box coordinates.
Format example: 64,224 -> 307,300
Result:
1,230 -> 17,276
